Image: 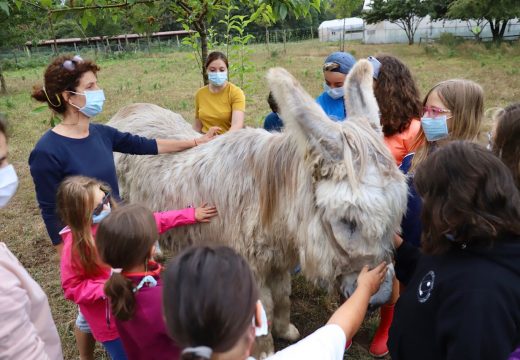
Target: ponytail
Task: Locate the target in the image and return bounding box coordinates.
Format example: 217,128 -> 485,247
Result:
104,272 -> 136,321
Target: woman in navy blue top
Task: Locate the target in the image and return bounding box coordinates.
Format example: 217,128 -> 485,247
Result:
29,55 -> 218,253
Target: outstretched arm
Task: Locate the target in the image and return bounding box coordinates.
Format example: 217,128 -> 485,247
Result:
156,127 -> 220,153
327,262 -> 387,340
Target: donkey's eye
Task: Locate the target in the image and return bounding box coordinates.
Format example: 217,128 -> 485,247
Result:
341,219 -> 357,234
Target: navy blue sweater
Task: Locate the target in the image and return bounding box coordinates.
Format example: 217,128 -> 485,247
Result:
29,123 -> 158,245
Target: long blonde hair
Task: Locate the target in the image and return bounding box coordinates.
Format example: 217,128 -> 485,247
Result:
411,79 -> 484,171
57,176 -> 116,276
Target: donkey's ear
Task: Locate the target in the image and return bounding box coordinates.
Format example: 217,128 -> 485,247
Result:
344,59 -> 381,129
267,67 -> 343,162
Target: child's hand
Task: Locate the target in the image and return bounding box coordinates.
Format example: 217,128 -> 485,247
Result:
195,203 -> 218,223
357,262 -> 388,296
393,234 -> 404,249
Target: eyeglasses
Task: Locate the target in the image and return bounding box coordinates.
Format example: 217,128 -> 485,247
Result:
62,55 -> 84,71
93,191 -> 111,216
422,105 -> 451,117
323,62 -> 340,72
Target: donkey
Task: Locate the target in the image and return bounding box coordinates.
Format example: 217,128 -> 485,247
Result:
108,60 -> 408,353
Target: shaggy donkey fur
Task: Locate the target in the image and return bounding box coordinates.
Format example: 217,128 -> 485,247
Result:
108,59 -> 407,355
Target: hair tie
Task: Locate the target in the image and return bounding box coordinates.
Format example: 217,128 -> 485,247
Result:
182,346 -> 213,359
133,275 -> 157,293
110,268 -> 122,276
42,86 -> 62,108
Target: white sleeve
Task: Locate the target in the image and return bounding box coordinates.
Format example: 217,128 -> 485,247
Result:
267,324 -> 346,360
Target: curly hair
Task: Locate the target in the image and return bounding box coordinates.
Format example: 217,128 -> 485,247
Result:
373,54 -> 422,137
31,55 -> 100,114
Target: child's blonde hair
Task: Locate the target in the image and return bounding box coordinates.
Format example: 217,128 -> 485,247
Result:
57,176 -> 116,276
411,79 -> 484,171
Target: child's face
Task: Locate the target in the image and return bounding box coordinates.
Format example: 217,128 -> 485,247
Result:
93,187 -> 110,213
323,70 -> 346,89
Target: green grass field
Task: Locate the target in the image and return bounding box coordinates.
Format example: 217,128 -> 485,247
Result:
1,39 -> 519,359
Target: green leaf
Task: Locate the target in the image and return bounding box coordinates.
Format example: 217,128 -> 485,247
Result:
31,105 -> 49,114
40,0 -> 52,8
0,1 -> 9,15
278,3 -> 288,20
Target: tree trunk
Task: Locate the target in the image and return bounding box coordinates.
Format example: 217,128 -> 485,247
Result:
499,20 -> 508,39
197,21 -> 209,85
0,62 -> 6,95
487,18 -> 500,42
265,27 -> 270,53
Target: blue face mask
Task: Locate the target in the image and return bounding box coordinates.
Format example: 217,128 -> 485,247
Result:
92,208 -> 111,224
324,83 -> 344,100
208,72 -> 228,87
69,89 -> 105,118
421,115 -> 449,142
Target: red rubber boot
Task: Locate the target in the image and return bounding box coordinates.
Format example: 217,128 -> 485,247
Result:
369,303 -> 395,358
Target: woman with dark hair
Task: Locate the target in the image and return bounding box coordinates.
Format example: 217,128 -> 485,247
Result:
0,115 -> 63,359
372,54 -> 423,165
367,54 -> 424,357
30,55 -> 218,252
389,141 -> 520,360
29,54 -> 218,359
163,245 -> 387,360
193,51 -> 245,133
490,102 -> 520,189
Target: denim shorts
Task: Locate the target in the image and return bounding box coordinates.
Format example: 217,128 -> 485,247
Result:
75,310 -> 92,333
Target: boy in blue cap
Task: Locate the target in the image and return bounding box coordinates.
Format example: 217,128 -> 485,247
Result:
316,51 -> 356,122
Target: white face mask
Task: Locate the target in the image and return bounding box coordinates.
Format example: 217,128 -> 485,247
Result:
0,164 -> 19,208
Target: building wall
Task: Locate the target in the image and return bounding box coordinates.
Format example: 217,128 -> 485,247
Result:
363,16 -> 520,44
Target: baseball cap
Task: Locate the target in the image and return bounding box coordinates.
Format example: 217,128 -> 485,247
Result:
323,52 -> 356,75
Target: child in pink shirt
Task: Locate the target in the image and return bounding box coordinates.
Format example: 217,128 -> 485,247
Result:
57,175 -> 217,359
95,203 -> 198,360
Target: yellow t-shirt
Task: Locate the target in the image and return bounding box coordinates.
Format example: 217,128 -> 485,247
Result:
195,82 -> 246,133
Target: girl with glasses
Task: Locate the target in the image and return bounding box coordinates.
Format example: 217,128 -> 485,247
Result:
56,175 -> 217,360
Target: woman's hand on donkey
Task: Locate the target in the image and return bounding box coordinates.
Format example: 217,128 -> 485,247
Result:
195,203 -> 218,222
196,126 -> 221,145
357,262 -> 388,296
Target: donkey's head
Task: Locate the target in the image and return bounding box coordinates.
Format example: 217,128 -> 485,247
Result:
267,60 -> 407,306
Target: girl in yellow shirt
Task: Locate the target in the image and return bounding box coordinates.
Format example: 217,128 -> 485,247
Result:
194,51 -> 246,134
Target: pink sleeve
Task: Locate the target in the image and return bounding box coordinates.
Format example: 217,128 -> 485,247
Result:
153,208 -> 197,234
60,240 -> 106,305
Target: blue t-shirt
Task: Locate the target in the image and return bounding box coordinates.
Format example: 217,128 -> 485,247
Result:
29,123 -> 158,245
263,112 -> 284,132
316,92 -> 347,122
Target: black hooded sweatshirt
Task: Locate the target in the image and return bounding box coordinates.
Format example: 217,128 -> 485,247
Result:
389,234 -> 520,360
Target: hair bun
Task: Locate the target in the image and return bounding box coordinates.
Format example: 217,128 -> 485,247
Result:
31,85 -> 48,103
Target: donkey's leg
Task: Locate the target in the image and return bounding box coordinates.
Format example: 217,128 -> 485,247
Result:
270,270 -> 300,341
253,284 -> 275,358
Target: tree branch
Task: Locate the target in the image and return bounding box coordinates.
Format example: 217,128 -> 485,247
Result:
49,0 -> 158,14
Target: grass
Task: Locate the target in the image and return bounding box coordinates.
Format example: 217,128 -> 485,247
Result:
1,39 -> 519,359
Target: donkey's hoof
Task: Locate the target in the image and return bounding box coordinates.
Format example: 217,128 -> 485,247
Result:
277,323 -> 300,342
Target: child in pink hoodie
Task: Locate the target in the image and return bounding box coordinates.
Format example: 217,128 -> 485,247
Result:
56,175 -> 217,359
96,203 -> 194,360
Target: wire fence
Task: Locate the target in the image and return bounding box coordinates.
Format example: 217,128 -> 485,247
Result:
0,26 -> 321,70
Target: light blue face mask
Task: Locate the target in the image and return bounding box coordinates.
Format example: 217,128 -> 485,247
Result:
92,208 -> 111,224
208,72 -> 228,87
421,115 -> 449,142
323,83 -> 344,100
69,89 -> 105,118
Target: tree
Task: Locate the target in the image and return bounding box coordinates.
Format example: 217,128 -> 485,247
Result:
331,0 -> 364,51
444,0 -> 520,42
363,0 -> 431,45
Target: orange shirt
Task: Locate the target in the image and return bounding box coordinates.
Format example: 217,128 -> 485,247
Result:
384,118 -> 422,166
